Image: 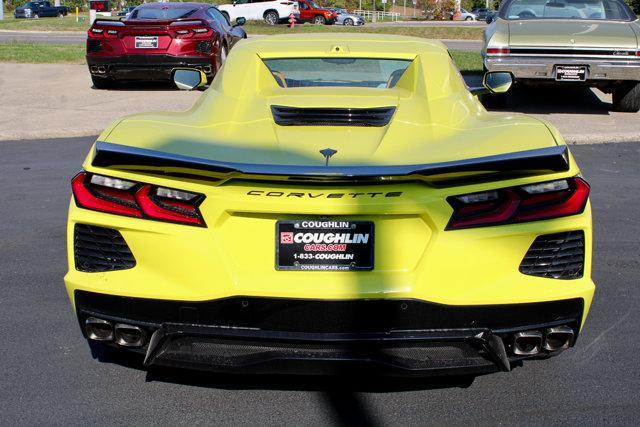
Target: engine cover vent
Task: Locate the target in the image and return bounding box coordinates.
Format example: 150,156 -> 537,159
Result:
271,105 -> 396,127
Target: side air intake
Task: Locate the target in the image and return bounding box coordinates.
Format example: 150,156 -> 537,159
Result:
271,105 -> 396,127
74,224 -> 136,272
519,231 -> 585,280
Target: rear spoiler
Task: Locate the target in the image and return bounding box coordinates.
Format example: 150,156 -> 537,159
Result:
92,141 -> 570,181
91,18 -> 207,27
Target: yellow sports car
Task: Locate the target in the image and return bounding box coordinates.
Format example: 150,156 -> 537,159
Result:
65,34 -> 595,377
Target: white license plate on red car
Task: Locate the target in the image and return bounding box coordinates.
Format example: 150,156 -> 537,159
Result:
135,36 -> 158,49
555,65 -> 587,81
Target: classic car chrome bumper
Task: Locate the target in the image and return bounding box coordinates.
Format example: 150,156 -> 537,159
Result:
485,56 -> 640,81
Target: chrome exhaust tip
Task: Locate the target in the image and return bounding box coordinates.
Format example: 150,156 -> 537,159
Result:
85,317 -> 113,341
203,65 -> 212,74
512,331 -> 543,355
543,326 -> 574,351
90,66 -> 99,74
97,66 -> 106,74
114,323 -> 145,347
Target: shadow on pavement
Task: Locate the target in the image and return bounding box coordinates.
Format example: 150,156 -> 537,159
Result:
91,81 -> 179,92
493,85 -> 611,115
462,73 -> 612,115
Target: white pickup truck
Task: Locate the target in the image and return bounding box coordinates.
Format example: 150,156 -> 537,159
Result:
218,0 -> 299,25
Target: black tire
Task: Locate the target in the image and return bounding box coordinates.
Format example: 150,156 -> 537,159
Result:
58,11 -> 64,18
465,16 -> 473,20
264,10 -> 279,25
33,13 -> 39,19
91,75 -> 115,90
313,15 -> 326,24
612,82 -> 640,113
343,18 -> 354,26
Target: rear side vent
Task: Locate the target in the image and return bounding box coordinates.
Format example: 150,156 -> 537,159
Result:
271,105 -> 396,127
519,231 -> 584,280
87,39 -> 102,53
74,224 -> 135,272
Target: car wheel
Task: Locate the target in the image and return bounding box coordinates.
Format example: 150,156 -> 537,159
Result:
313,15 -> 326,24
465,16 -> 473,20
612,82 -> 640,113
58,12 -> 64,18
264,11 -> 279,25
219,42 -> 228,68
33,13 -> 39,19
91,75 -> 115,90
343,18 -> 354,26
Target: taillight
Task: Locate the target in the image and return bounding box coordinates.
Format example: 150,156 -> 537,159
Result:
193,28 -> 208,33
71,172 -> 205,227
90,28 -> 103,34
486,47 -> 510,56
446,177 -> 589,229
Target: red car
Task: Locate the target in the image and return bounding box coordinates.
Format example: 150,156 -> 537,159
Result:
86,2 -> 247,89
296,0 -> 337,24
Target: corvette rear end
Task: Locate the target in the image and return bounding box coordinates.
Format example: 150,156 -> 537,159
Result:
65,34 -> 595,377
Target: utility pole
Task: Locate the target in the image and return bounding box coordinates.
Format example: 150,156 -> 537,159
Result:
0,0 -> 4,21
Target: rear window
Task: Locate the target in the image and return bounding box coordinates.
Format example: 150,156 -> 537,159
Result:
503,0 -> 633,20
263,58 -> 412,89
130,7 -> 198,20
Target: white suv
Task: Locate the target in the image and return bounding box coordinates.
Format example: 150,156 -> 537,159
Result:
218,0 -> 300,25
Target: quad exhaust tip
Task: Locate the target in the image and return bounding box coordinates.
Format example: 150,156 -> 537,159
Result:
544,326 -> 574,351
512,330 -> 543,356
114,323 -> 145,347
85,317 -> 113,341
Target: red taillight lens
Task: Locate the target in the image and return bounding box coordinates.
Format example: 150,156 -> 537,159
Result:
447,177 -> 589,229
135,185 -> 203,226
486,47 -> 510,55
71,172 -> 205,226
72,172 -> 142,218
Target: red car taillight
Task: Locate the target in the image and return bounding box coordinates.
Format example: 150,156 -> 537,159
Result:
486,47 -> 510,56
446,177 -> 589,229
71,172 -> 205,226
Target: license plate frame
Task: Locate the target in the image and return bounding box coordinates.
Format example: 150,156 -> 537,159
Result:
135,36 -> 159,49
276,220 -> 374,271
555,65 -> 587,82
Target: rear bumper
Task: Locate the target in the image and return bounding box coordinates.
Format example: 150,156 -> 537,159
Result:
86,54 -> 214,81
485,55 -> 640,82
75,290 -> 584,376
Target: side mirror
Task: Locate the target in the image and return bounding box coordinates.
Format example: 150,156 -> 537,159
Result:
173,68 -> 207,91
483,71 -> 513,94
234,16 -> 246,26
485,15 -> 493,23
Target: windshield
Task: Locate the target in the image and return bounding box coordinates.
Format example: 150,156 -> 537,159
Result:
263,58 -> 412,89
130,7 -> 198,20
308,1 -> 320,8
504,0 -> 633,20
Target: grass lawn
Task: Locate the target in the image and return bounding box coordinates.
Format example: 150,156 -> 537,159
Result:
0,40 -> 483,73
0,15 -> 483,40
0,40 -> 85,63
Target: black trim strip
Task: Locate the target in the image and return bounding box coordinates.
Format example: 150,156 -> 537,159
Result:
92,141 -> 570,179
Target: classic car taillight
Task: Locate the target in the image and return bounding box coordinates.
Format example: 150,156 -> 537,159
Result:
71,172 -> 205,226
486,47 -> 510,56
447,177 -> 589,229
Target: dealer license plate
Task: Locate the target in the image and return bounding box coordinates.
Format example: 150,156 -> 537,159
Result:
555,65 -> 587,81
276,220 -> 374,271
135,36 -> 158,49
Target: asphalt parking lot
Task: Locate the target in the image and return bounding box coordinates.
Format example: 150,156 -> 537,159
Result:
1,137 -> 639,425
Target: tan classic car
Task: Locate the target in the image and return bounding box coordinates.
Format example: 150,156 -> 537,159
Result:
483,0 -> 640,112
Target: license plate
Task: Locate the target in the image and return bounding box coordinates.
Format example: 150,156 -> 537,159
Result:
555,65 -> 587,81
135,36 -> 158,49
276,220 -> 374,271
